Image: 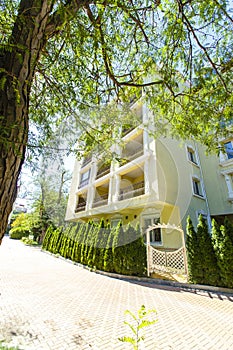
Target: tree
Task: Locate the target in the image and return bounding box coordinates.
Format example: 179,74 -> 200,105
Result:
196,215 -> 219,286
186,216 -> 202,283
1,0 -> 232,243
218,221 -> 233,288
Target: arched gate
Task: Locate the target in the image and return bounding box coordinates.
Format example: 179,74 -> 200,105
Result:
146,223 -> 188,277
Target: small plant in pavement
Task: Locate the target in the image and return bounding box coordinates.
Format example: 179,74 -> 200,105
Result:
118,304 -> 158,349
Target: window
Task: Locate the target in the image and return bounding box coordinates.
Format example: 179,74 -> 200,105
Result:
187,146 -> 197,164
143,217 -> 162,245
192,178 -> 203,197
79,169 -> 90,188
224,141 -> 233,159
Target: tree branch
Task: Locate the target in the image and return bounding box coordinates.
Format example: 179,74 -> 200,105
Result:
177,0 -> 229,92
45,0 -> 94,37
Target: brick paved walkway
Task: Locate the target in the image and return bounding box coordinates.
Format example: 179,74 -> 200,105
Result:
0,237 -> 233,350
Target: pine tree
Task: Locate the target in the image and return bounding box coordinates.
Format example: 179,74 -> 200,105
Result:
223,217 -> 233,245
103,225 -> 115,272
197,215 -> 219,286
113,223 -> 126,274
42,226 -> 53,250
92,219 -> 106,270
87,223 -> 99,267
211,219 -> 222,256
186,216 -> 201,283
131,224 -> 147,276
122,224 -> 137,275
218,223 -> 233,288
98,223 -> 111,271
74,223 -> 86,263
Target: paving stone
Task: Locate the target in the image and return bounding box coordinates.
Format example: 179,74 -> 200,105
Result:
0,237 -> 233,349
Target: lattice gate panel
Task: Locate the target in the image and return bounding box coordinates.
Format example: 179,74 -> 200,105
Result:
149,247 -> 186,273
166,247 -> 185,272
150,248 -> 167,272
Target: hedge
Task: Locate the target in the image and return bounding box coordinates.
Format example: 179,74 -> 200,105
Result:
42,220 -> 147,276
186,215 -> 233,288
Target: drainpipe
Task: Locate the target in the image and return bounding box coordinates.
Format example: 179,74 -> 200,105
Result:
194,142 -> 212,228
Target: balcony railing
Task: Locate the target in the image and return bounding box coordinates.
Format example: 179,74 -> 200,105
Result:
122,126 -> 136,136
78,178 -> 89,189
75,202 -> 86,213
120,146 -> 144,165
119,181 -> 145,201
96,166 -> 111,179
81,154 -> 92,168
92,193 -> 108,208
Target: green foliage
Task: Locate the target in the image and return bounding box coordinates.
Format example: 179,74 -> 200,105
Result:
43,221 -> 146,276
186,216 -> 200,283
186,216 -> 233,288
21,236 -> 39,246
119,305 -> 158,350
81,222 -> 94,265
113,223 -> 126,274
9,213 -> 30,239
2,0 -> 232,156
103,225 -> 115,272
218,222 -> 233,288
0,341 -> 20,350
186,215 -> 220,285
196,215 -> 219,286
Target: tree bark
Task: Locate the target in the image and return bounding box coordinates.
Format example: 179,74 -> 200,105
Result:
0,0 -> 94,244
0,0 -> 53,243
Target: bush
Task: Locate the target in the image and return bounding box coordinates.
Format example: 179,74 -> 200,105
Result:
21,237 -> 39,246
9,213 -> 31,239
9,228 -> 30,240
186,215 -> 233,288
43,221 -> 147,276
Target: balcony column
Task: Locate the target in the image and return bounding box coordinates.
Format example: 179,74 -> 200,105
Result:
86,161 -> 97,210
108,175 -> 113,204
113,174 -> 121,202
144,159 -> 150,194
143,129 -> 150,151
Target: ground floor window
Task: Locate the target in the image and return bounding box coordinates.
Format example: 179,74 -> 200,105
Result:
143,216 -> 162,245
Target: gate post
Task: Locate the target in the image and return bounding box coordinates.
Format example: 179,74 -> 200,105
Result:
146,228 -> 150,277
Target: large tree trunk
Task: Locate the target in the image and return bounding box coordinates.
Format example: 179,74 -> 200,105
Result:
0,1 -> 53,244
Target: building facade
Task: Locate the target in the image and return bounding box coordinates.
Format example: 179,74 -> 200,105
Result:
66,103 -> 233,250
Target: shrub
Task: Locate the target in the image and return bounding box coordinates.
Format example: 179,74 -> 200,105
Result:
9,213 -> 30,240
21,237 -> 39,246
43,221 -> 147,276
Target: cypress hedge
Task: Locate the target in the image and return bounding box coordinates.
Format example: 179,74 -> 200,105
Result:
186,215 -> 233,288
42,221 -> 146,276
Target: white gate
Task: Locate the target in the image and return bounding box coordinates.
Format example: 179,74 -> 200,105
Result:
146,223 -> 187,276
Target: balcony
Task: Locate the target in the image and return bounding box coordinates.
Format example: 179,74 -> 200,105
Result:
81,154 -> 92,168
119,181 -> 145,201
78,178 -> 89,189
96,165 -> 111,180
92,193 -> 109,208
75,201 -> 86,213
122,126 -> 136,136
120,146 -> 144,165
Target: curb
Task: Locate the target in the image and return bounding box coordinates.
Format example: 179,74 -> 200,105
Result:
41,248 -> 233,296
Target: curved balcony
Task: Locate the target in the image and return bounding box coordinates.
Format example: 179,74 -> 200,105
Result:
92,193 -> 109,208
